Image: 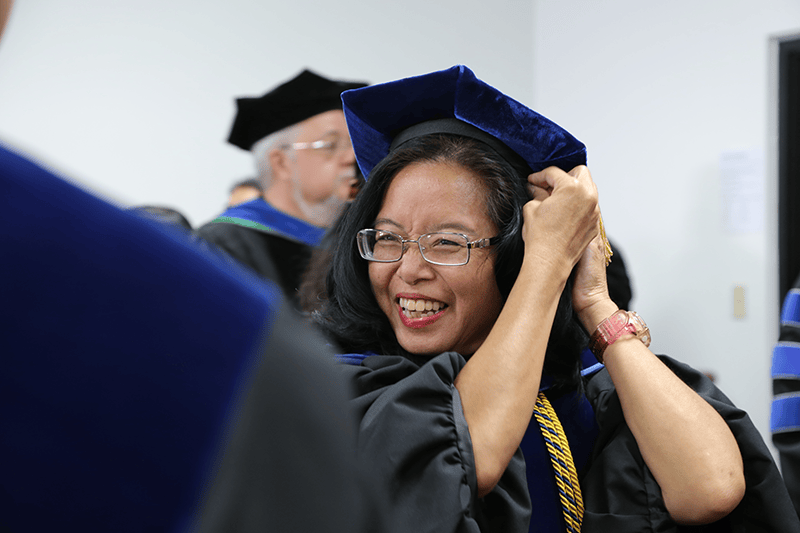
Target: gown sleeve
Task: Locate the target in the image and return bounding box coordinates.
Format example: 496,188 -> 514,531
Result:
339,351 -> 531,533
582,354 -> 800,533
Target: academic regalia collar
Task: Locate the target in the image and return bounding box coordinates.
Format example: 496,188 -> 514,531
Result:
211,198 -> 326,247
336,348 -> 604,384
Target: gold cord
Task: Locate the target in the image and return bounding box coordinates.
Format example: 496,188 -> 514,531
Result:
533,391 -> 583,533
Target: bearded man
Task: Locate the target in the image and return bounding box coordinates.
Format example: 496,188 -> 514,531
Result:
197,70 -> 367,307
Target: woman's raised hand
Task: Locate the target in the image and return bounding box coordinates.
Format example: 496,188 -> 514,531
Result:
524,165 -> 600,275
571,233 -> 616,329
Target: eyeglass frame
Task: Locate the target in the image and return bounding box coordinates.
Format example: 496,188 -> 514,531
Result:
356,228 -> 499,267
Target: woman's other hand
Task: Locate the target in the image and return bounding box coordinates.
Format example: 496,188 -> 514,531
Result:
572,233 -> 618,332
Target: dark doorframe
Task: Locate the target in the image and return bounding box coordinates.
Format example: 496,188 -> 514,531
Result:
778,37 -> 800,300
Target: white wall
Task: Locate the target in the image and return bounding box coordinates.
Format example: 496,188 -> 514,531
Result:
532,0 -> 800,447
0,0 -> 533,227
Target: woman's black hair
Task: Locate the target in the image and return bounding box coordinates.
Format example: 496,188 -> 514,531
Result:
317,134 -> 587,393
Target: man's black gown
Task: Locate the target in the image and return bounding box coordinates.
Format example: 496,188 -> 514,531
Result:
196,220 -> 313,305
194,199 -> 327,308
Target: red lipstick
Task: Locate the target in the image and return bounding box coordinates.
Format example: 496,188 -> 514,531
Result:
396,302 -> 446,329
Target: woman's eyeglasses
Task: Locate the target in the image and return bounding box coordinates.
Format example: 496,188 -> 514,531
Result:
357,228 -> 498,266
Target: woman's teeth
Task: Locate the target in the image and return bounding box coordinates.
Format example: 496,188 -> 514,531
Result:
399,297 -> 446,319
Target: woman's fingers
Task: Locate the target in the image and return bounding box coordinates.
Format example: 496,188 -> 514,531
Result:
527,183 -> 551,201
571,233 -> 612,315
528,166 -> 563,188
528,165 -> 591,190
522,165 -> 601,269
526,165 -> 598,222
568,165 -> 592,181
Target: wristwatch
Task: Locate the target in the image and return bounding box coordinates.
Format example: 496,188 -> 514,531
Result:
588,310 -> 651,363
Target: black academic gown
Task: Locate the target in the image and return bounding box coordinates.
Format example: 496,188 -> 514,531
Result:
585,357 -> 800,532
195,220 -> 313,306
340,351 -> 800,533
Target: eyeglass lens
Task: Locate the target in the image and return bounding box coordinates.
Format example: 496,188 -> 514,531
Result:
305,135 -> 351,158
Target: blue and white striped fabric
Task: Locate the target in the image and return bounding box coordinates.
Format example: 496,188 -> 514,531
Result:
772,393 -> 800,434
771,286 -> 800,434
772,343 -> 800,379
772,342 -> 800,433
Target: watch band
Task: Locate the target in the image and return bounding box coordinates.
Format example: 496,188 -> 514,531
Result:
588,310 -> 651,363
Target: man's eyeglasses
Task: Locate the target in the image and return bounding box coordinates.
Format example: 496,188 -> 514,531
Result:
283,135 -> 352,159
357,228 -> 498,266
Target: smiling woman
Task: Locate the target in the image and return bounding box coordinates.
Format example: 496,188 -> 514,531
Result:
367,160 -> 503,356
316,66 -> 794,533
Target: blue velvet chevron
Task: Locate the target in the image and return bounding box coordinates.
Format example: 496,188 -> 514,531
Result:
212,197 -> 326,246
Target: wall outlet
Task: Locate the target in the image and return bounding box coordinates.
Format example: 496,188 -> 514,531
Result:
734,286 -> 746,318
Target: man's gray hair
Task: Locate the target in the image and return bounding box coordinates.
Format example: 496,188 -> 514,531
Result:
250,123 -> 302,190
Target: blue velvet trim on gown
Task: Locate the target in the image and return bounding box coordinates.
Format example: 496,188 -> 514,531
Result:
212,198 -> 326,246
521,349 -> 600,533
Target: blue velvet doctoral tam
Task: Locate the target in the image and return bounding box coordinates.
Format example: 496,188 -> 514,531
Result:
341,65 -> 587,181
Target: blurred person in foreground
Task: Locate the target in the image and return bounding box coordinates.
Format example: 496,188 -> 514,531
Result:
0,3 -> 382,530
196,70 -> 367,309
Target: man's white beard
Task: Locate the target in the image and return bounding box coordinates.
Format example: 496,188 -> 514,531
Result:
290,171 -> 352,228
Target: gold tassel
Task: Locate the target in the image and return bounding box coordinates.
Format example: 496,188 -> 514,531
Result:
599,214 -> 613,267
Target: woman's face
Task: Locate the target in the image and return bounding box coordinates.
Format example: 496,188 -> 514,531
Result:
368,160 -> 504,356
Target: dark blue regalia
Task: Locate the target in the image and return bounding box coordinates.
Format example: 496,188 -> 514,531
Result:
0,142 -> 375,533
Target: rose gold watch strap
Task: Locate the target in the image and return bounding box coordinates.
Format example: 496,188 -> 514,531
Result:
588,310 -> 636,363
